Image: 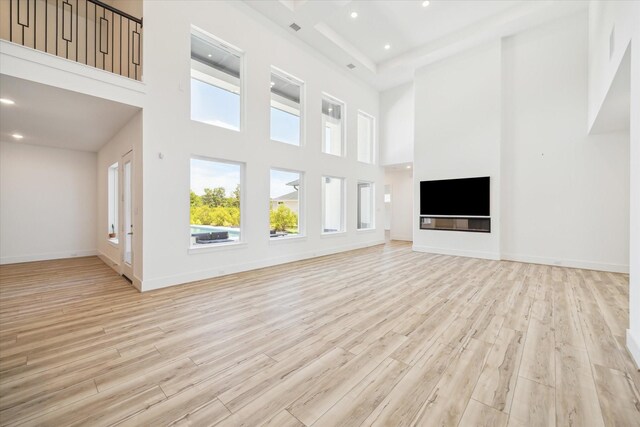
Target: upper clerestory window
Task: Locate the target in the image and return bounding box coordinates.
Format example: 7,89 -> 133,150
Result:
190,29 -> 243,132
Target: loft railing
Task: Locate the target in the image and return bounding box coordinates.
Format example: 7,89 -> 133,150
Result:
1,0 -> 143,80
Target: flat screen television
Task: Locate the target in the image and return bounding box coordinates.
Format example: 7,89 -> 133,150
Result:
420,177 -> 490,217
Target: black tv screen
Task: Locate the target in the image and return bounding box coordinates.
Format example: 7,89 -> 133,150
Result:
420,177 -> 490,217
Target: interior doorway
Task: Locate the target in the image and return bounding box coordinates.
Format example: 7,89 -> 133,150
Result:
384,165 -> 414,242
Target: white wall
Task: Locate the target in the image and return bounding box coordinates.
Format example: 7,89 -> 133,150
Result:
380,82 -> 414,166
384,169 -> 413,241
96,112 -> 143,287
410,12 -> 629,273
0,141 -> 97,264
501,12 -> 629,273
413,42 -> 502,260
141,1 -> 383,290
588,0 -> 640,367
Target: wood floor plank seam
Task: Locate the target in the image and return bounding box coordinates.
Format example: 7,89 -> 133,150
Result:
0,242 -> 638,426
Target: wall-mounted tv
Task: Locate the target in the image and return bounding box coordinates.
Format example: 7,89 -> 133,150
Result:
420,177 -> 490,217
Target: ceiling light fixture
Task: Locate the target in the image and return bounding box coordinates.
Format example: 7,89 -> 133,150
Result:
406,165 -> 412,169
270,81 -> 275,87
384,43 -> 391,50
12,133 -> 24,140
350,11 -> 358,18
422,0 -> 430,7
0,98 -> 15,105
207,54 -> 212,57
328,107 -> 333,112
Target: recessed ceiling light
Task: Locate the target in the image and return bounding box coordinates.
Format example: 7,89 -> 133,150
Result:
12,133 -> 24,140
270,81 -> 275,87
406,165 -> 412,169
0,98 -> 15,105
328,107 -> 333,112
350,11 -> 358,18
207,54 -> 212,58
422,1 -> 430,7
384,43 -> 391,50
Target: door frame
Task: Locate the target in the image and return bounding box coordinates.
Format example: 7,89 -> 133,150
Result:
120,150 -> 134,282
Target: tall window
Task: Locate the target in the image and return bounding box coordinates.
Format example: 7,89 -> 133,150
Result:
270,169 -> 302,238
357,181 -> 374,230
357,112 -> 375,164
322,95 -> 345,156
190,158 -> 242,245
270,69 -> 303,146
190,29 -> 242,131
107,162 -> 119,242
322,176 -> 345,233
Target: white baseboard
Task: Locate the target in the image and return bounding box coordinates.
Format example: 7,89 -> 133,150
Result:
501,253 -> 629,273
627,329 -> 640,370
412,245 -> 500,260
0,249 -> 97,265
390,234 -> 413,242
141,239 -> 385,292
97,251 -> 121,274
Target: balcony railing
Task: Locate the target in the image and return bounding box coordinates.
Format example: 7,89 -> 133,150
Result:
1,0 -> 142,80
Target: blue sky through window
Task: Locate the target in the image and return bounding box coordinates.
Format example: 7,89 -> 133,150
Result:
191,158 -> 240,196
270,107 -> 300,145
270,169 -> 299,199
191,78 -> 240,131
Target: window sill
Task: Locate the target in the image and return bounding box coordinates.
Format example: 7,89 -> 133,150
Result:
189,241 -> 247,254
269,235 -> 306,244
357,228 -> 376,233
320,231 -> 346,238
321,151 -> 346,158
271,139 -> 301,148
107,238 -> 119,247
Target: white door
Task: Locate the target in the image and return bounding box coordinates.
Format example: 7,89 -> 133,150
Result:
121,151 -> 134,281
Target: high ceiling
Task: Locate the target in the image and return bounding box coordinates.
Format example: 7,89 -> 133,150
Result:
0,75 -> 140,152
243,0 -> 588,90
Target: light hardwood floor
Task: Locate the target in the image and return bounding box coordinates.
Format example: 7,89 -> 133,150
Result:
0,241 -> 638,426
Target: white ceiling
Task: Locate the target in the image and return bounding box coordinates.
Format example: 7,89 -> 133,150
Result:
242,0 -> 588,91
0,75 -> 140,152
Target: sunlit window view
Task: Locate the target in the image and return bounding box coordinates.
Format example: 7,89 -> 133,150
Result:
270,70 -> 302,145
270,169 -> 302,238
322,96 -> 344,156
322,176 -> 345,233
107,162 -> 119,243
190,158 -> 242,245
190,32 -> 242,131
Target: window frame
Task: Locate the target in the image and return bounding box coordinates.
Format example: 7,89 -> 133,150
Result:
190,26 -> 245,132
357,180 -> 375,231
357,110 -> 376,164
270,67 -> 304,147
321,175 -> 346,235
321,93 -> 346,157
189,155 -> 246,250
269,167 -> 305,240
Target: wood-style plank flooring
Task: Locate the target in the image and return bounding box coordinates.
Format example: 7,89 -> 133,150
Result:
0,241 -> 638,426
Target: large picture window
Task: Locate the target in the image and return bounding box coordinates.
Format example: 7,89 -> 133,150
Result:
107,162 -> 118,243
322,176 -> 345,233
270,69 -> 303,146
357,111 -> 375,164
190,29 -> 242,131
322,95 -> 345,156
270,169 -> 302,238
357,181 -> 374,230
190,158 -> 242,245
